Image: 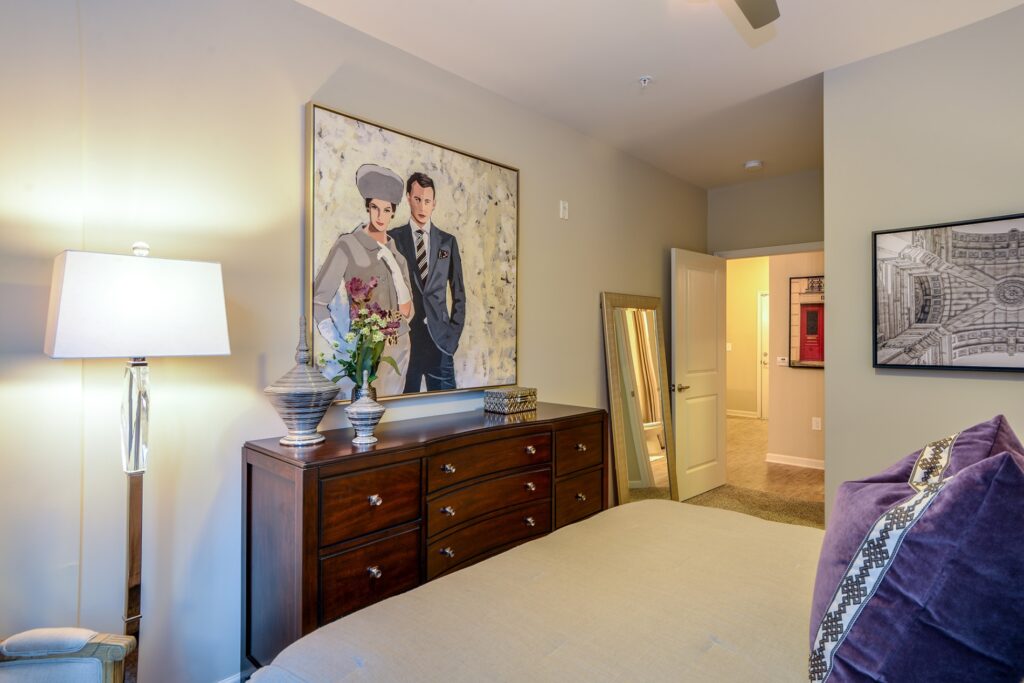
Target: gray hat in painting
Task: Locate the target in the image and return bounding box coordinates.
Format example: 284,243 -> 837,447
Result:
355,164 -> 404,205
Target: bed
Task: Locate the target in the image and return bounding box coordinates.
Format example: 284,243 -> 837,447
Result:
252,500 -> 823,682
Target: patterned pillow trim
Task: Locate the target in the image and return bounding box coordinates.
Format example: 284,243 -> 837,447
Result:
808,432 -> 959,682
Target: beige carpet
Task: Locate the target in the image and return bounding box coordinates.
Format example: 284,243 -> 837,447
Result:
683,484 -> 825,529
625,418 -> 826,527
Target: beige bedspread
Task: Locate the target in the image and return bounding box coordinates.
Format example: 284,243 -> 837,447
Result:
253,499 -> 824,682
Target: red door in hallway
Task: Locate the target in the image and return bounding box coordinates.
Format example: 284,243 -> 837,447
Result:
799,303 -> 824,362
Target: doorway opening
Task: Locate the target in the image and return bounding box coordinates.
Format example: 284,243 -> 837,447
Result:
685,248 -> 825,528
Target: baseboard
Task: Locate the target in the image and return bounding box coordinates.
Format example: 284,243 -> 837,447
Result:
215,674 -> 242,683
765,452 -> 825,470
726,409 -> 760,419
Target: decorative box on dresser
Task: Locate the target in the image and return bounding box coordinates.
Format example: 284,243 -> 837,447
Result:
241,402 -> 608,675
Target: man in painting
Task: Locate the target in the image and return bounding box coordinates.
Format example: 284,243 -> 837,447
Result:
389,172 -> 466,392
312,163 -> 415,396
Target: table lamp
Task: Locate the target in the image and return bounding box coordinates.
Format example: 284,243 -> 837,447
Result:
43,242 -> 230,676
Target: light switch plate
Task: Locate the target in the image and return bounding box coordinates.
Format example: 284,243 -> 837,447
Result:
559,200 -> 569,220
812,417 -> 822,431
776,356 -> 788,366
726,342 -> 732,351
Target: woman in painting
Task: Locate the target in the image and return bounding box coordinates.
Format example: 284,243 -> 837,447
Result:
312,163 -> 414,397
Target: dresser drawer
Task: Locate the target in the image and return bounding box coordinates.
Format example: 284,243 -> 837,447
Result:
427,500 -> 551,579
555,469 -> 603,528
555,423 -> 603,476
427,433 -> 551,493
320,527 -> 420,624
427,467 -> 551,537
320,460 -> 421,546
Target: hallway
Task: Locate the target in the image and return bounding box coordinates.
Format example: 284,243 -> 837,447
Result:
683,417 -> 824,528
726,417 -> 823,502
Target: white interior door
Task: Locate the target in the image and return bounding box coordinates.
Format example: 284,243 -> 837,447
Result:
758,290 -> 770,420
670,249 -> 727,500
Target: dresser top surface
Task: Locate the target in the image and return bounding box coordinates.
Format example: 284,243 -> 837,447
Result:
246,402 -> 604,468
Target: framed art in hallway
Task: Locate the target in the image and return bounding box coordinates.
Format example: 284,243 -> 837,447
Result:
874,212 -> 1024,371
789,275 -> 824,368
305,103 -> 519,401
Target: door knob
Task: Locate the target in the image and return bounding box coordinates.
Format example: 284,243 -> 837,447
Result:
677,385 -> 691,392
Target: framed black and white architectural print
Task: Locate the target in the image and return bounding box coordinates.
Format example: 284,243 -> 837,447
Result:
873,212 -> 1024,371
305,103 -> 519,400
789,276 -> 824,368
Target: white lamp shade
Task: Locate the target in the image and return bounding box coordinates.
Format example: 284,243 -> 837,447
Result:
44,250 -> 231,358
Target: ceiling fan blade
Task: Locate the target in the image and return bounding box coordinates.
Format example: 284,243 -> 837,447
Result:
734,0 -> 780,29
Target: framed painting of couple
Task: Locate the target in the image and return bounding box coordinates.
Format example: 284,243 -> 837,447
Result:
305,102 -> 519,400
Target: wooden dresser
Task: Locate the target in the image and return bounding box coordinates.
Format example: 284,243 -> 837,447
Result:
241,403 -> 608,674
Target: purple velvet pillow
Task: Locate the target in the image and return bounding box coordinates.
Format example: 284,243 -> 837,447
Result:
809,415 -> 1024,682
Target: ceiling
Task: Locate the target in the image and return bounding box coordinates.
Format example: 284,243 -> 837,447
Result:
296,0 -> 1024,188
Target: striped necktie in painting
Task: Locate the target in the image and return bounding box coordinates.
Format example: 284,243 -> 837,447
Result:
415,229 -> 428,283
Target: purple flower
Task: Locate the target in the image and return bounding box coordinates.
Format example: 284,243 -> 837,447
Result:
346,276 -> 368,301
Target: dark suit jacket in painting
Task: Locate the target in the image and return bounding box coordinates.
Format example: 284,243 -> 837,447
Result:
389,222 -> 466,357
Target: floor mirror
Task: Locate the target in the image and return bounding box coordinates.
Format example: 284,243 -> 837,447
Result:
600,292 -> 677,503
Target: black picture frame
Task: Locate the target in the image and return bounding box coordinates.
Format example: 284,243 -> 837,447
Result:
873,212 -> 1024,372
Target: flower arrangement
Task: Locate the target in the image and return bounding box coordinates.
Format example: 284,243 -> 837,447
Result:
322,276 -> 402,385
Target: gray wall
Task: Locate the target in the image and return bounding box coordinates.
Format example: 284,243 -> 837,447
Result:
824,6 -> 1024,511
0,1 -> 706,681
708,169 -> 823,253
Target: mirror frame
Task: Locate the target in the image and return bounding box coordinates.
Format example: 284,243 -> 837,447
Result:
600,292 -> 678,504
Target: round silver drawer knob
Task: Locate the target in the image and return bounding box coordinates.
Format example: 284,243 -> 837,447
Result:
367,566 -> 382,579
524,516 -> 536,527
575,443 -> 588,452
441,505 -> 456,517
440,547 -> 456,558
441,463 -> 456,474
525,445 -> 537,455
368,494 -> 383,507
576,492 -> 587,502
524,481 -> 536,492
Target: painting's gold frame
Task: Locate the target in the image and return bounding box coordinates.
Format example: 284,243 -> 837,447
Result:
600,292 -> 678,504
304,102 -> 520,403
